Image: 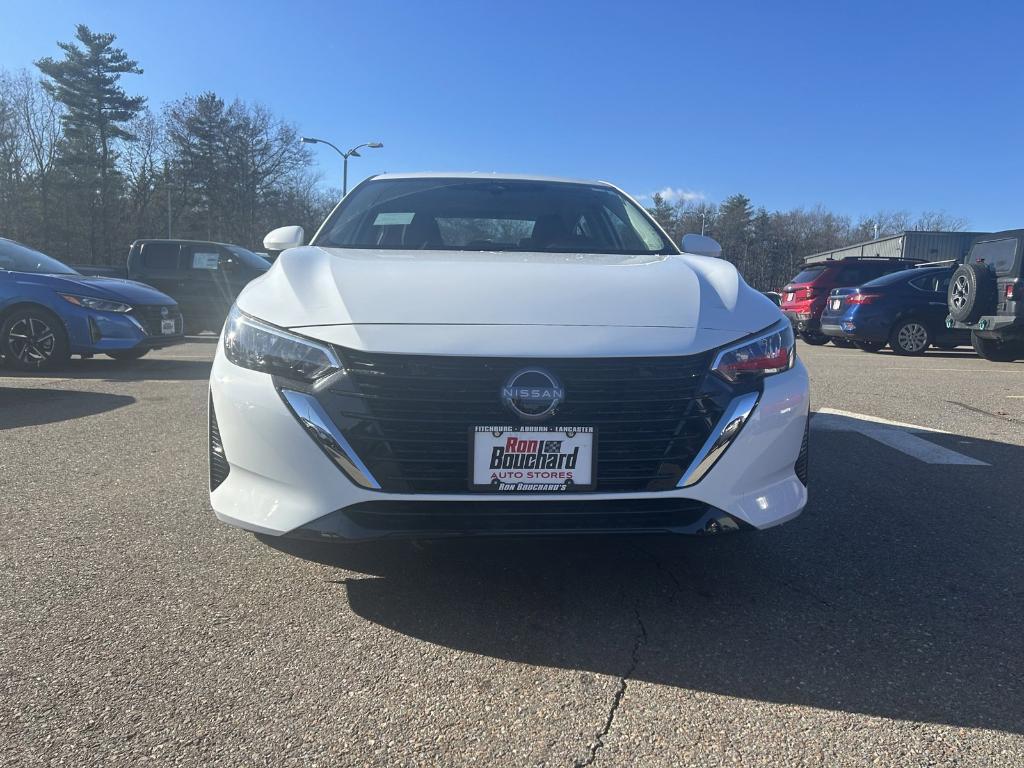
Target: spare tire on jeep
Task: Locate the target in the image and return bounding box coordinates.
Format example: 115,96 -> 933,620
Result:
948,263 -> 997,323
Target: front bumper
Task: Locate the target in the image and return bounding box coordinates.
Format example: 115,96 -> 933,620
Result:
63,304 -> 185,355
209,347 -> 810,540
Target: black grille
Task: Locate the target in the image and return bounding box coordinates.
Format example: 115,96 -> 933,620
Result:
309,349 -> 728,494
320,499 -> 714,536
209,396 -> 230,491
795,417 -> 809,486
131,304 -> 182,337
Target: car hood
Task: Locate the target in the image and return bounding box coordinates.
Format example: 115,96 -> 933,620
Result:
15,273 -> 177,305
236,247 -> 781,356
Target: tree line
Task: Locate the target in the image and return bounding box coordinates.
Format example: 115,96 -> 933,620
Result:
646,194 -> 967,290
1,24 -> 967,284
0,25 -> 336,265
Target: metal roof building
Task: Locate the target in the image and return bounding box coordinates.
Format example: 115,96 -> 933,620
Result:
803,231 -> 990,264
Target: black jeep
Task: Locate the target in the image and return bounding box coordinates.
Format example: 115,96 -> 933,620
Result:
946,230 -> 1024,361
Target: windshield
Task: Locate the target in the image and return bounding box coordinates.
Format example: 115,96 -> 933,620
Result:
0,239 -> 79,275
789,266 -> 826,284
314,178 -> 673,255
972,237 -> 1019,275
226,244 -> 272,270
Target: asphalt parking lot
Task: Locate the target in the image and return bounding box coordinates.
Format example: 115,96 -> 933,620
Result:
2,341 -> 1023,767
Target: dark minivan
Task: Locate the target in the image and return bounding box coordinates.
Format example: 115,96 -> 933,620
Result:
126,240 -> 269,333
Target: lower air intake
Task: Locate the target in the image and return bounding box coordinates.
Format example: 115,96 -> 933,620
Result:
209,395 -> 230,491
795,418 -> 809,486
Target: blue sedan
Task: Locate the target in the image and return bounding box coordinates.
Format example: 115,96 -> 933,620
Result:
820,265 -> 971,355
0,237 -> 184,370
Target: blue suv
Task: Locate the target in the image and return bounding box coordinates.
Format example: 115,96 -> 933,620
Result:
0,238 -> 184,370
820,265 -> 971,355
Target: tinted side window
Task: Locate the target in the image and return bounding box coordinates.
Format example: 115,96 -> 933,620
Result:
141,243 -> 181,269
909,271 -> 951,292
908,275 -> 931,291
836,264 -> 872,285
867,262 -> 903,278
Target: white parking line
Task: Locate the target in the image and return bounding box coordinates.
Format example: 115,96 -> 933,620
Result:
886,367 -> 1021,373
812,408 -> 989,466
814,408 -> 945,433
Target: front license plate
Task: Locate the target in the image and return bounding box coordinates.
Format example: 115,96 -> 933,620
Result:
161,319 -> 177,335
471,426 -> 595,492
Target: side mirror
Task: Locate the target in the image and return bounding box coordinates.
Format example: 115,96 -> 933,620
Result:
263,225 -> 305,252
680,233 -> 722,259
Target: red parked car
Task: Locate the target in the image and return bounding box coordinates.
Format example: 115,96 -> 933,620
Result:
780,257 -> 922,344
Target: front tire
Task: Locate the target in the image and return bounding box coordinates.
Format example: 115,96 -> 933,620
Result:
0,307 -> 71,371
890,320 -> 930,356
106,349 -> 150,361
971,333 -> 1021,362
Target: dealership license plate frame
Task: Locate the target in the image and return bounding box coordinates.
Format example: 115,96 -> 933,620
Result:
470,426 -> 597,492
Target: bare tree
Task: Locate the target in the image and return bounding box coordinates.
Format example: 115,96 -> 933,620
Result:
912,211 -> 968,232
11,70 -> 62,250
121,108 -> 165,240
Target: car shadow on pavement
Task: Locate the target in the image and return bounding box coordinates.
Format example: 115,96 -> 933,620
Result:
259,427 -> 1024,735
0,387 -> 135,429
855,349 -> 1022,361
0,358 -> 211,382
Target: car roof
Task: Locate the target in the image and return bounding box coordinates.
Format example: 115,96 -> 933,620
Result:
819,256 -> 920,266
132,238 -> 239,247
863,265 -> 949,286
370,171 -> 615,187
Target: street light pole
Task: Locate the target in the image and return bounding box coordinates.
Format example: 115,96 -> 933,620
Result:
301,137 -> 384,196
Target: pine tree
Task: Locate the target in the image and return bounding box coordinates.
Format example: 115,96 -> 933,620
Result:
36,25 -> 145,260
649,193 -> 678,243
715,193 -> 754,271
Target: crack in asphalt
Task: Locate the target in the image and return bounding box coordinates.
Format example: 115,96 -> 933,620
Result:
629,541 -> 713,602
948,400 -> 1024,424
573,608 -> 647,768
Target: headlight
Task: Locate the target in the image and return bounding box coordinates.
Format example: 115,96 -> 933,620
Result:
223,305 -> 341,382
59,294 -> 132,313
712,320 -> 795,382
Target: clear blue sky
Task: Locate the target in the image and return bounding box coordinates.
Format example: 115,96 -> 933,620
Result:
2,0 -> 1022,230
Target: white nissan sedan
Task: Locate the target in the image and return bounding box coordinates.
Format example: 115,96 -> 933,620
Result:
208,173 -> 809,540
